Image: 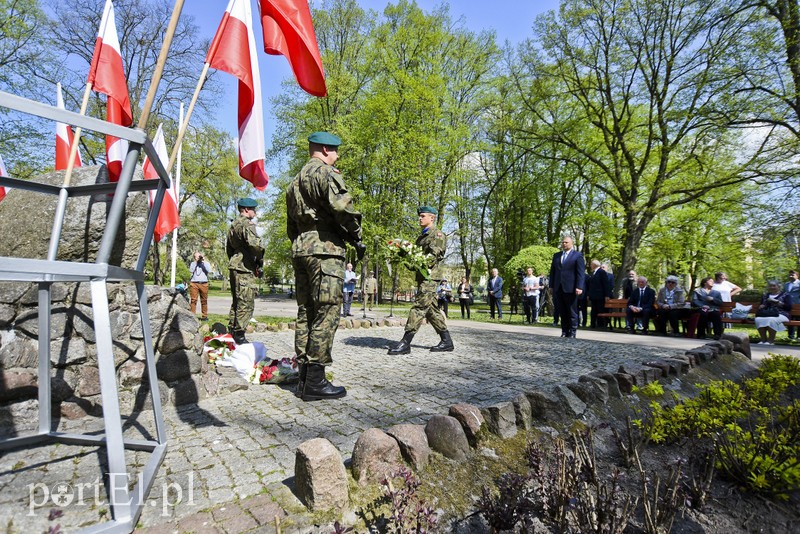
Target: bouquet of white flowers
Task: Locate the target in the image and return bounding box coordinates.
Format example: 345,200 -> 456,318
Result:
384,238 -> 434,280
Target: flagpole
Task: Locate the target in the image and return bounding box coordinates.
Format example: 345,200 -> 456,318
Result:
167,62 -> 209,173
47,81 -> 94,262
138,0 -> 185,130
61,82 -> 93,188
169,102 -> 184,288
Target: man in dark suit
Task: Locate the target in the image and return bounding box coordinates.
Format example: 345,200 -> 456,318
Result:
626,275 -> 656,334
549,236 -> 586,337
487,268 -> 503,319
587,259 -> 612,328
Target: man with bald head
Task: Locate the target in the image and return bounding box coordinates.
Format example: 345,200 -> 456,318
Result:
549,236 -> 586,338
626,276 -> 656,335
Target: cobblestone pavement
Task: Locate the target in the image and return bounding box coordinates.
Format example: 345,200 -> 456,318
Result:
1,318 -> 797,533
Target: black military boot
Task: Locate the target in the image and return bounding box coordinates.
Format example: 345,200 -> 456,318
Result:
301,364 -> 347,401
294,362 -> 307,398
430,330 -> 454,352
232,330 -> 249,345
387,331 -> 415,355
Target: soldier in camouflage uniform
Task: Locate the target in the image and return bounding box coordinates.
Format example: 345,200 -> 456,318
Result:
286,131 -> 365,401
227,197 -> 265,345
388,206 -> 454,355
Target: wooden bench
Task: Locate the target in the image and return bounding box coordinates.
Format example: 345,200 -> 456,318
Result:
597,298 -> 628,329
595,299 -> 800,334
790,304 -> 800,327
719,301 -> 759,324
719,302 -> 800,328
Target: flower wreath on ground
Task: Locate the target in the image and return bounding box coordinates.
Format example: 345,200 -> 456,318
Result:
383,238 -> 434,281
203,334 -> 298,384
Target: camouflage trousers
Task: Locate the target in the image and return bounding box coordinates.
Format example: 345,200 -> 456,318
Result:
228,270 -> 256,334
406,280 -> 448,335
292,255 -> 344,366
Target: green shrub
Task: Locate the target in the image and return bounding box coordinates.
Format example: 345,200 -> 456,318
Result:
638,355 -> 800,497
632,382 -> 664,397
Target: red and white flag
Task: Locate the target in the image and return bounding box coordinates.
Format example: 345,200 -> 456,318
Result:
0,153 -> 7,203
87,0 -> 132,182
55,83 -> 83,170
207,0 -> 268,190
257,0 -> 327,97
142,124 -> 180,243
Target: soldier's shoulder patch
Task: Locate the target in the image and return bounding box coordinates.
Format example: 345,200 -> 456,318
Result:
437,232 -> 443,237
332,167 -> 341,174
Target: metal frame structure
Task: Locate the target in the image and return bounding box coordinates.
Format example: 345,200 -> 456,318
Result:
0,89 -> 171,533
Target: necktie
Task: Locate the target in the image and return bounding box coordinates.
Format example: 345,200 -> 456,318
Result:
638,289 -> 643,306
561,251 -> 568,264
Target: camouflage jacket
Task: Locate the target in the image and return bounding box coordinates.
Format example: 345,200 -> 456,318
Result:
416,226 -> 446,284
286,157 -> 362,258
226,215 -> 264,273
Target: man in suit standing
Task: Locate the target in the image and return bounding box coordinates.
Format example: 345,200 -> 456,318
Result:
549,236 -> 586,337
587,259 -> 612,328
626,276 -> 656,334
487,268 -> 503,319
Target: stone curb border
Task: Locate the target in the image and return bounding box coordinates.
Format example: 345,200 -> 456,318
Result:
291,332 -> 751,514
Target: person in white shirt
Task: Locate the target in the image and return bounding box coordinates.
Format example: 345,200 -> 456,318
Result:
342,263 -> 357,316
437,278 -> 453,317
189,251 -> 212,321
522,267 -> 540,324
711,272 -> 741,302
712,271 -> 741,328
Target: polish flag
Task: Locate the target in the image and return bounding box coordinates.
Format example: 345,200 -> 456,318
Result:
207,0 -> 268,190
142,124 -> 180,243
87,0 -> 132,182
0,153 -> 7,203
55,83 -> 83,170
257,0 -> 327,97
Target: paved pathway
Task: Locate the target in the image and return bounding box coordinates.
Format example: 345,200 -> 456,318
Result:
1,298 -> 797,533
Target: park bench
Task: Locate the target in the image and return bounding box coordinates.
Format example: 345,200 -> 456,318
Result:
719,301 -> 760,324
789,304 -> 800,327
722,302 -> 800,327
597,298 -> 628,329
597,298 -> 700,337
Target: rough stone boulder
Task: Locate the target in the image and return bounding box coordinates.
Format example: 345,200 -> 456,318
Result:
448,403 -> 485,446
0,165 -> 147,268
425,415 -> 470,462
295,438 -> 349,512
351,428 -> 403,485
512,393 -> 533,430
721,332 -> 751,359
481,401 -> 518,438
386,424 -> 431,470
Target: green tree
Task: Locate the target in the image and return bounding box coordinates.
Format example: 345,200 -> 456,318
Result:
49,0 -> 221,165
0,0 -> 59,176
512,0 -> 780,293
267,0 -> 498,287
177,123 -> 255,285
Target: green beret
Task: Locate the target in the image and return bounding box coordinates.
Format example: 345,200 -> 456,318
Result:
308,131 -> 342,147
237,197 -> 257,208
417,205 -> 438,215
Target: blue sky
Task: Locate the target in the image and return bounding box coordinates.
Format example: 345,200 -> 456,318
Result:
182,0 -> 561,175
